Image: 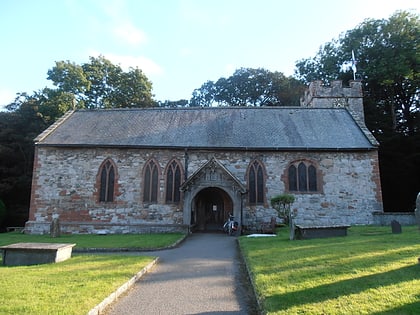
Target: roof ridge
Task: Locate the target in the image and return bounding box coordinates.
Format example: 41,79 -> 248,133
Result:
73,106 -> 349,112
34,110 -> 76,143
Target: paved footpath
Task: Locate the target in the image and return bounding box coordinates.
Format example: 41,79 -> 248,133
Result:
104,233 -> 259,315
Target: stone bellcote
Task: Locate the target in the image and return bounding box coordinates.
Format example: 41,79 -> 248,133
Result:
301,80 -> 365,123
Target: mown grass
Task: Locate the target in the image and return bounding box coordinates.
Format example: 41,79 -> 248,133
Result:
239,225 -> 420,315
0,232 -> 186,314
0,232 -> 185,249
0,255 -> 155,314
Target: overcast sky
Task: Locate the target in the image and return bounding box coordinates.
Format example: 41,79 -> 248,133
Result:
0,0 -> 418,108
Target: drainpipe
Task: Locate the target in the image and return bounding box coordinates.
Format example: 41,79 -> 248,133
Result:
240,191 -> 248,235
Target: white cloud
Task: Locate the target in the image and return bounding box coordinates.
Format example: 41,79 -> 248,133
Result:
92,0 -> 148,47
223,64 -> 236,77
113,22 -> 147,46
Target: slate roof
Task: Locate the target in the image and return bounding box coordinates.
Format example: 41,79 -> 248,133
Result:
35,107 -> 377,150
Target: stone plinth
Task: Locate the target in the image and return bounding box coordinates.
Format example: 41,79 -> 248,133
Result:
0,242 -> 75,266
295,225 -> 350,240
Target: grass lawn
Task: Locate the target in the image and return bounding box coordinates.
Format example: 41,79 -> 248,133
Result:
0,255 -> 155,314
0,232 -> 185,249
239,225 -> 420,315
0,232 -> 186,314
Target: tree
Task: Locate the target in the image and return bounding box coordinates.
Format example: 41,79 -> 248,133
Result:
270,194 -> 295,225
158,99 -> 189,107
190,80 -> 218,107
190,68 -> 305,107
6,89 -> 76,125
295,11 -> 420,211
46,60 -> 90,102
47,56 -> 154,109
0,199 -> 6,230
0,98 -> 49,227
0,56 -> 156,226
295,11 -> 419,137
110,68 -> 154,108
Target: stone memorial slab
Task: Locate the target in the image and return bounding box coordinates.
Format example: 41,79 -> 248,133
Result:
294,225 -> 350,239
0,242 -> 75,266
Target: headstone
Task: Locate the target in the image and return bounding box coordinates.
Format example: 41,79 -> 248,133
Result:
289,211 -> 295,240
50,218 -> 61,238
391,220 -> 402,234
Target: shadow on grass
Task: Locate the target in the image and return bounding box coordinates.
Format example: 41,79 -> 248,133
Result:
371,300 -> 420,315
252,240 -> 418,278
266,264 -> 420,313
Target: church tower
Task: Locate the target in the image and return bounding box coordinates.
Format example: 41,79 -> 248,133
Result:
300,80 -> 365,123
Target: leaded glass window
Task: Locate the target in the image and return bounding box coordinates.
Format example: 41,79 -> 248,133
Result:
288,161 -> 318,193
143,160 -> 159,202
166,160 -> 181,203
99,160 -> 115,202
248,160 -> 265,204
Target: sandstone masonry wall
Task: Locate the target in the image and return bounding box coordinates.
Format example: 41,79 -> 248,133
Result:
26,146 -> 383,234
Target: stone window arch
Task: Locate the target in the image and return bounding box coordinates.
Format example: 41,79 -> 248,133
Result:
248,159 -> 266,204
287,160 -> 320,193
165,159 -> 183,203
143,159 -> 160,203
97,158 -> 118,202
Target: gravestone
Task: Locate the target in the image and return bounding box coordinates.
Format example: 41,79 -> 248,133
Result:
289,218 -> 295,240
289,211 -> 295,240
50,218 -> 61,238
391,220 -> 402,234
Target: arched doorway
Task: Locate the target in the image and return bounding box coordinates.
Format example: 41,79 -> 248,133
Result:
181,157 -> 247,232
192,187 -> 233,232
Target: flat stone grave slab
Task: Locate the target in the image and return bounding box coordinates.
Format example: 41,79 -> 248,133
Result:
0,242 -> 76,266
295,225 -> 350,240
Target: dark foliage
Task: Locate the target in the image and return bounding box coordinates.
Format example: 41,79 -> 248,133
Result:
295,11 -> 419,211
0,105 -> 48,227
190,68 -> 305,107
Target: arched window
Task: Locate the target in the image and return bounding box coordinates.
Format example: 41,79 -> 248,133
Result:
308,165 -> 317,191
287,160 -> 318,193
165,159 -> 182,203
298,162 -> 307,192
99,159 -> 116,202
143,160 -> 159,202
248,160 -> 265,204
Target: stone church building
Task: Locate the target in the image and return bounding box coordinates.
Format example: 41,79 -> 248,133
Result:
25,80 -> 383,234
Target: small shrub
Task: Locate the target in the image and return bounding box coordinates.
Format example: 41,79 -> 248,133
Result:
271,194 -> 295,224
